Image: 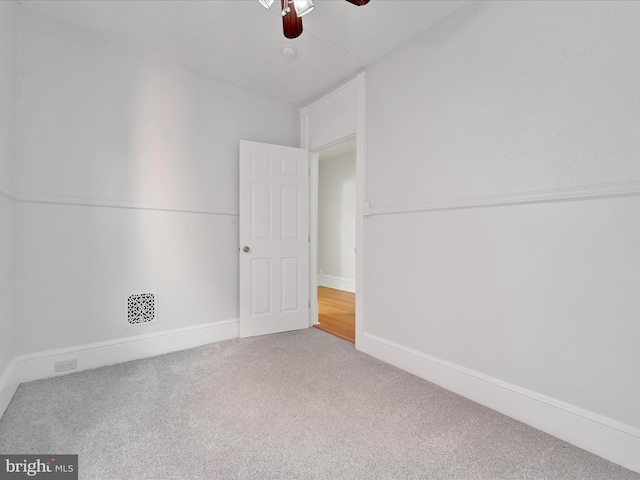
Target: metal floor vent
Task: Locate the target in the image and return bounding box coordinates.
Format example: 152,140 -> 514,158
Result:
127,292 -> 157,326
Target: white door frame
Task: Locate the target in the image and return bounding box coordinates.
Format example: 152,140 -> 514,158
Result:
300,72 -> 366,348
308,150 -> 320,329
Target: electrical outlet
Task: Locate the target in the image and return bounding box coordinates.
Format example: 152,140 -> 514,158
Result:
55,359 -> 77,372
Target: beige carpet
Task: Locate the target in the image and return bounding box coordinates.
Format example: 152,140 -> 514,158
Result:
1,328 -> 638,480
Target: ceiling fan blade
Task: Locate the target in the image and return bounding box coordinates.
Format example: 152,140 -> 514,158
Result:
345,0 -> 370,5
282,0 -> 303,39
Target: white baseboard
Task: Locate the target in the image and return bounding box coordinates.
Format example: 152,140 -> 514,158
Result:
317,274 -> 355,293
0,358 -> 19,420
5,319 -> 238,389
1,319 -> 239,419
359,332 -> 640,474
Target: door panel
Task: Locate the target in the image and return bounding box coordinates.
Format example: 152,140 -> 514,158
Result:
281,257 -> 300,312
239,140 -> 309,338
281,186 -> 300,239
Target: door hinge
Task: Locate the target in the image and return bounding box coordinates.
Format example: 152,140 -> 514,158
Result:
308,168 -> 311,177
308,300 -> 311,308
308,234 -> 310,243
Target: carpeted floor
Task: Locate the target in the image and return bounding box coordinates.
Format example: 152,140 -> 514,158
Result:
0,328 -> 638,480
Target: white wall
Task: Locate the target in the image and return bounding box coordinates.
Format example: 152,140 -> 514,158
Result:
0,1 -> 17,376
304,83 -> 358,152
14,7 -> 298,356
368,1 -> 640,207
363,0 -> 640,471
318,152 -> 356,289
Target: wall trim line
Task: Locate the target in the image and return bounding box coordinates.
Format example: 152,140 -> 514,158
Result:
15,319 -> 240,384
9,191 -> 239,216
1,319 -> 239,419
369,180 -> 640,216
302,72 -> 361,112
0,187 -> 18,201
0,358 -> 19,420
359,331 -> 640,474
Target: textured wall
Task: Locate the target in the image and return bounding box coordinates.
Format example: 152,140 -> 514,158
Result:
15,7 -> 299,355
365,0 -> 640,430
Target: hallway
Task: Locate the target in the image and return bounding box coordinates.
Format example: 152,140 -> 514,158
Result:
314,286 -> 355,343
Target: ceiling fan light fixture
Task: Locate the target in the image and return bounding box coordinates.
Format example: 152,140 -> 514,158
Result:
265,0 -> 368,39
293,0 -> 314,18
281,0 -> 303,39
258,0 -> 275,9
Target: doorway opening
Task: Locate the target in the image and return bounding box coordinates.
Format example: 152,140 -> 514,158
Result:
312,137 -> 356,343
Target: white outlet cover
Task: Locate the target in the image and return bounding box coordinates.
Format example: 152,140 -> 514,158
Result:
54,359 -> 77,372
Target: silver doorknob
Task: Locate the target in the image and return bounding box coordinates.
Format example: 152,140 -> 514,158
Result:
242,246 -> 251,253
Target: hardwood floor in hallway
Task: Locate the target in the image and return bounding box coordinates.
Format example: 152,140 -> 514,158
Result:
314,286 -> 355,343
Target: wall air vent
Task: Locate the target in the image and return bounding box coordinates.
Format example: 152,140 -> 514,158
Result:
126,291 -> 157,327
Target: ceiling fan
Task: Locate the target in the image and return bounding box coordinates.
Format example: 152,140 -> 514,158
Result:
259,0 -> 371,39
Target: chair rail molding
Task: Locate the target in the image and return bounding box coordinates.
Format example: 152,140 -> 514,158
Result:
0,186 -> 18,201
9,190 -> 239,216
369,180 -> 640,216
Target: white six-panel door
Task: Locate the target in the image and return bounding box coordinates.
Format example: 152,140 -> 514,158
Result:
239,140 -> 309,337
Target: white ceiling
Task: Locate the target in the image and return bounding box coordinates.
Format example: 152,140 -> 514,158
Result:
19,0 -> 470,105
